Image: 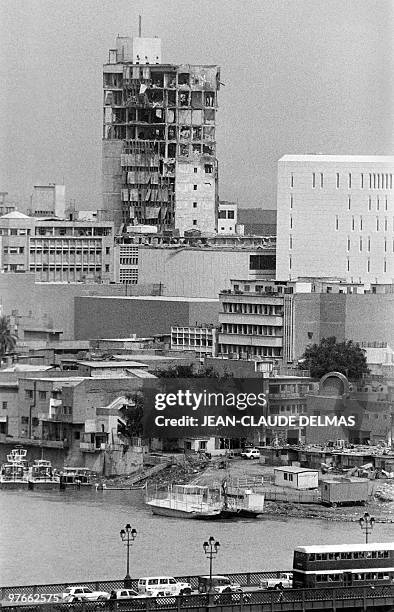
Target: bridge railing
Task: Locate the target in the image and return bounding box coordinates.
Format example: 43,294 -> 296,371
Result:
2,585 -> 394,611
0,571 -> 287,600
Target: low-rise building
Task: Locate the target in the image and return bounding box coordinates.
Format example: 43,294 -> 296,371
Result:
274,466 -> 319,490
170,326 -> 217,356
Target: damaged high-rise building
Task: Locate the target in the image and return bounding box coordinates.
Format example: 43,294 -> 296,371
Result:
102,35 -> 220,235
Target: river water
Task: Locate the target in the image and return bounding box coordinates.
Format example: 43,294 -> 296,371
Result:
1,489 -> 393,586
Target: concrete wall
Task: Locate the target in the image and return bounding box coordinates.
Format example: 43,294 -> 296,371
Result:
74,296 -> 219,340
292,293 -> 394,361
0,274 -> 127,339
138,247 -> 270,298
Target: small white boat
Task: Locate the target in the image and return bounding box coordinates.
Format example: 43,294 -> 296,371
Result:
28,459 -> 60,490
0,448 -> 29,489
145,484 -> 223,520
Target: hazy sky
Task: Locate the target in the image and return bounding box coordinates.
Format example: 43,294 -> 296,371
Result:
1,0 -> 393,210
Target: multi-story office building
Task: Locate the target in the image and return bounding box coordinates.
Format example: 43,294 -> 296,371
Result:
0,212 -> 114,282
102,35 -> 220,235
30,184 -> 66,218
217,279 -> 290,360
276,155 -> 394,283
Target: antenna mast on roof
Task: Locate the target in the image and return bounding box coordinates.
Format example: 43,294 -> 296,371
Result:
139,15 -> 142,37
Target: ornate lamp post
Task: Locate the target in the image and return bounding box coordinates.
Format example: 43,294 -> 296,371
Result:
120,524 -> 137,587
359,512 -> 375,544
203,536 -> 220,592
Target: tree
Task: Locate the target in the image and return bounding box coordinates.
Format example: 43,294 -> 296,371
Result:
0,316 -> 17,362
118,392 -> 144,438
300,336 -> 369,380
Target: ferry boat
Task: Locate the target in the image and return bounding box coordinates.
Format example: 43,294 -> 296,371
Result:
59,467 -> 97,489
28,459 -> 60,490
0,447 -> 29,490
145,484 -> 223,519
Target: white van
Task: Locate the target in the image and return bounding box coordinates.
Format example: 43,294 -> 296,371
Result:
137,577 -> 192,596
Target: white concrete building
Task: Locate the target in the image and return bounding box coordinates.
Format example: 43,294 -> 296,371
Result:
217,202 -> 238,234
274,466 -> 319,490
276,155 -> 394,284
30,184 -> 66,218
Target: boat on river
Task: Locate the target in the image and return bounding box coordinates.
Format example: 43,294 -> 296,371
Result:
0,447 -> 29,489
28,459 -> 60,490
145,484 -> 223,519
59,467 -> 97,489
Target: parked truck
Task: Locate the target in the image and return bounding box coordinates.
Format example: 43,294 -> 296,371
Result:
260,573 -> 292,590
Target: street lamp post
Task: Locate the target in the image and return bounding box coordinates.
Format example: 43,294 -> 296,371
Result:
120,524 -> 137,587
359,512 -> 375,544
203,536 -> 220,593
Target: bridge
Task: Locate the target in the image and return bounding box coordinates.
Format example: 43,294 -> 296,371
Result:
2,571 -> 394,612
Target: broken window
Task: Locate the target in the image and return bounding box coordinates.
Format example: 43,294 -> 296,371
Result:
167,90 -> 176,105
178,73 -> 190,86
167,109 -> 176,123
150,72 -> 164,88
180,126 -> 191,140
178,109 -> 192,124
191,91 -> 203,109
203,126 -> 215,141
192,143 -> 201,155
179,92 -> 189,107
167,126 -> 177,140
204,109 -> 215,124
165,73 -> 176,88
148,89 -> 163,104
193,127 -> 202,141
204,92 -> 215,107
192,110 -> 203,126
205,164 -> 213,174
203,144 -> 214,155
153,108 -> 165,123
179,144 -> 189,157
167,143 -> 176,158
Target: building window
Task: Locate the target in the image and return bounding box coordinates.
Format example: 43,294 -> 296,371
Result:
368,237 -> 371,252
2,402 -> 7,410
376,217 -> 379,231
290,195 -> 293,209
351,216 -> 355,231
105,264 -> 109,272
347,258 -> 350,272
38,391 -> 47,400
384,238 -> 387,252
290,216 -> 293,229
204,164 -> 213,174
320,173 -> 323,188
193,219 -> 197,225
347,237 -> 350,251
228,211 -> 235,219
335,216 -> 339,230
360,216 -> 363,230
194,167 -> 198,173
348,173 -> 352,188
384,217 -> 388,231
106,247 -> 110,255
367,258 -> 370,272
25,390 -> 33,400
359,238 -> 362,251
377,196 -> 380,211
290,173 -> 294,188
193,185 -> 197,190
193,202 -> 197,208
289,235 -> 292,250
368,196 -> 372,211
360,173 -> 364,188
348,196 -> 351,210
336,173 -> 340,188
385,196 -> 388,211
384,259 -> 387,273
312,173 -> 316,188
289,255 -> 292,270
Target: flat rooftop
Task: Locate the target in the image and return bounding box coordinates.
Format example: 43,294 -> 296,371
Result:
77,361 -> 148,368
78,296 -> 219,303
280,154 -> 394,163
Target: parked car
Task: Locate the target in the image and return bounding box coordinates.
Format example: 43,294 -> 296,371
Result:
137,577 -> 191,596
61,586 -> 110,602
109,590 -> 139,600
240,448 -> 261,460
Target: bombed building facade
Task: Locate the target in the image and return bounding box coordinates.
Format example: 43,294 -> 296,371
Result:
102,35 -> 220,235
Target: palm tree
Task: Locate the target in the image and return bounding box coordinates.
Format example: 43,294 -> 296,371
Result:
0,316 -> 17,362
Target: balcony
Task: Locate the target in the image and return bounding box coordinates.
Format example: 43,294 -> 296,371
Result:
218,333 -> 283,347
80,442 -> 107,453
219,313 -> 283,326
